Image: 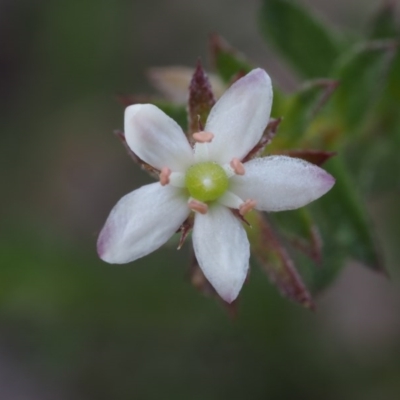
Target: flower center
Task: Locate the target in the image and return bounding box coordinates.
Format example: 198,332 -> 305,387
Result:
185,162 -> 229,202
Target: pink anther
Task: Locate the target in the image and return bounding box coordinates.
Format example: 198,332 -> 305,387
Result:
159,167 -> 171,186
192,131 -> 214,143
239,199 -> 257,216
188,199 -> 208,214
230,158 -> 245,175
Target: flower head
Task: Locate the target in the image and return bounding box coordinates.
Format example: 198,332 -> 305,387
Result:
97,69 -> 335,303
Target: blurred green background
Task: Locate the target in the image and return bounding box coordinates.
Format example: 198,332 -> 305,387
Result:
1,0 -> 400,399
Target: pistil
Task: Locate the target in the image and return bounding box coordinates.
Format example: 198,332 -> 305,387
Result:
185,162 -> 229,202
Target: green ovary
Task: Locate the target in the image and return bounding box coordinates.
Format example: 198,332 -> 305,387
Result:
185,162 -> 229,202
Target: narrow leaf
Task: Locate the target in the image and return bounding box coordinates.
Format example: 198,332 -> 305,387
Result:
270,208 -> 323,265
259,0 -> 340,78
267,79 -> 339,150
373,43 -> 400,122
247,212 -> 315,310
341,44 -> 400,195
368,1 -> 399,40
329,40 -> 396,134
295,241 -> 346,295
310,157 -> 384,272
361,47 -> 400,192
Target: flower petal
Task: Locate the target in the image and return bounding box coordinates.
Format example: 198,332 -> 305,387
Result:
192,204 -> 250,303
98,183 -> 190,264
124,104 -> 194,172
201,68 -> 272,164
230,156 -> 335,211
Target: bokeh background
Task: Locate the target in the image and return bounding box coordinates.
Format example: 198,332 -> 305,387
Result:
1,0 -> 400,399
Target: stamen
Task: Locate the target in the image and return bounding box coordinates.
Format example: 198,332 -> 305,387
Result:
159,167 -> 171,186
239,199 -> 257,215
188,199 -> 208,214
193,131 -> 214,143
230,158 -> 245,175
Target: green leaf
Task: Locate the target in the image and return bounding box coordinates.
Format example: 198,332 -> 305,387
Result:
281,156 -> 385,293
267,79 -> 339,150
347,123 -> 400,194
368,1 -> 399,40
259,0 -> 340,78
337,45 -> 400,193
377,44 -> 400,110
270,208 -> 322,265
310,157 -> 384,272
295,240 -> 346,294
209,34 -> 253,83
367,47 -> 400,191
328,40 -> 395,135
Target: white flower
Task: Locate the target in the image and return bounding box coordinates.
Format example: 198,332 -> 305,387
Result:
97,69 -> 335,303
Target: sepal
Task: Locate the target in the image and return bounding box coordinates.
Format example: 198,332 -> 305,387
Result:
188,60 -> 216,136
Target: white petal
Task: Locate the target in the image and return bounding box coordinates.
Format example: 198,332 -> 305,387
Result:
192,204 -> 250,303
193,142 -> 210,163
124,104 -> 194,172
230,156 -> 335,212
98,183 -> 189,264
217,191 -> 244,209
169,172 -> 186,187
202,68 -> 272,164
